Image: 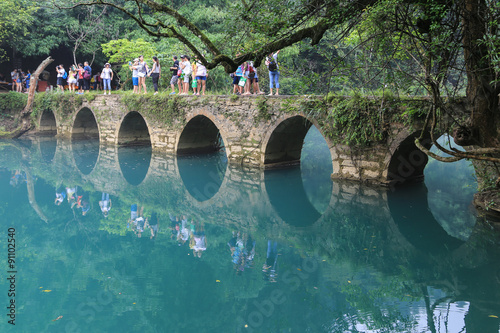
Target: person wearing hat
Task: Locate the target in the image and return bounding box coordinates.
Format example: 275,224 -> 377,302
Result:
101,63 -> 113,95
129,58 -> 139,93
179,55 -> 192,95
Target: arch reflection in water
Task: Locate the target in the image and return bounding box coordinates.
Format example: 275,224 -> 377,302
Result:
301,126 -> 333,214
424,134 -> 477,241
71,138 -> 100,175
387,183 -> 465,253
118,145 -> 152,186
177,151 -> 227,202
265,167 -> 323,226
38,138 -> 57,163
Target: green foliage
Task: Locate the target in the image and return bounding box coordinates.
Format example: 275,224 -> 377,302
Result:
320,96 -> 430,146
0,92 -> 28,112
253,97 -> 271,123
0,0 -> 36,61
120,93 -> 186,126
101,38 -> 157,65
31,92 -> 83,120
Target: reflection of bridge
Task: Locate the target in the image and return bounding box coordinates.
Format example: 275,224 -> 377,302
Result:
36,95 -> 445,186
6,137 -> 500,330
17,137 -> 487,259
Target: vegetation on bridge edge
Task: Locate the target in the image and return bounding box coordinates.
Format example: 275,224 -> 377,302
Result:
1,91 -> 443,147
121,92 -> 187,127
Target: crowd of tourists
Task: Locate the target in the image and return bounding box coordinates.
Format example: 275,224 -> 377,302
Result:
10,69 -> 31,92
6,50 -> 281,96
55,61 -> 111,95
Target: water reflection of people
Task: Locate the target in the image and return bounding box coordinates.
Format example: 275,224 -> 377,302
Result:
148,211 -> 159,240
263,240 -> 278,282
10,170 -> 26,187
169,213 -> 180,239
177,216 -> 190,245
99,192 -> 112,218
66,187 -> 77,205
72,189 -> 91,216
54,187 -> 66,205
228,232 -> 256,274
192,221 -> 207,258
130,205 -> 147,238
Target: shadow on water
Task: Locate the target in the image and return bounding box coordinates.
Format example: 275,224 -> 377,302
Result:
71,138 -> 100,175
118,145 -> 152,186
177,151 -> 227,202
387,183 -> 465,253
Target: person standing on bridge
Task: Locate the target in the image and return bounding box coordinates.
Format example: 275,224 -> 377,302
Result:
137,55 -> 149,94
169,56 -> 180,95
76,64 -> 85,94
56,65 -> 66,92
129,58 -> 139,93
101,63 -> 113,95
83,61 -> 92,93
265,50 -> 280,96
148,56 -> 161,95
179,55 -> 192,95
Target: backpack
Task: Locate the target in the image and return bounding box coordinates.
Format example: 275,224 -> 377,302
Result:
268,58 -> 277,72
84,70 -> 91,80
248,65 -> 256,78
62,71 -> 68,79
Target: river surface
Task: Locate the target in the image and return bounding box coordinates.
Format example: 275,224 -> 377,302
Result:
1,129 -> 500,333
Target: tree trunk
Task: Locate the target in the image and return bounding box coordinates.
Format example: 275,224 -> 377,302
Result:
6,56 -> 55,139
462,0 -> 499,147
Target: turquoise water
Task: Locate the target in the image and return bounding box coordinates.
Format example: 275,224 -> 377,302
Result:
1,130 -> 500,333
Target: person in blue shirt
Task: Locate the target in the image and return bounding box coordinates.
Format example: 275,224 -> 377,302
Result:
25,70 -> 31,90
83,61 -> 92,93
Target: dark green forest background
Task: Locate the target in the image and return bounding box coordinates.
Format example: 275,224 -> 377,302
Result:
1,0 -> 486,96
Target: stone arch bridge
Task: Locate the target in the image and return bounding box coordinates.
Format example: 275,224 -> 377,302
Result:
35,94 -> 464,186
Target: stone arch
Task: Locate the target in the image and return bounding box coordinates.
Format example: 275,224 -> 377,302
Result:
72,107 -> 100,139
176,114 -> 225,155
385,130 -> 432,185
261,115 -> 317,167
117,111 -> 151,146
38,110 -> 57,135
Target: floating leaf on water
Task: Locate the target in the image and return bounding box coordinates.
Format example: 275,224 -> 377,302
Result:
42,290 -> 52,292
216,280 -> 221,283
52,315 -> 63,321
489,315 -> 498,318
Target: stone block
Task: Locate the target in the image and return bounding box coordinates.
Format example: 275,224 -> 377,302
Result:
362,169 -> 380,179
